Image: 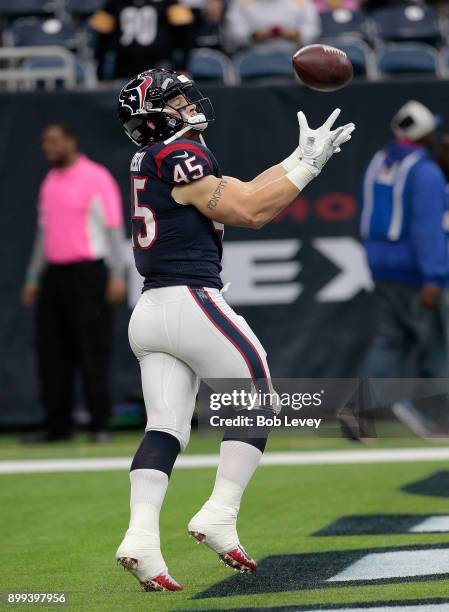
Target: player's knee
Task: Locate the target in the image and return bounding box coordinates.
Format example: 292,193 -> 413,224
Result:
145,425 -> 191,453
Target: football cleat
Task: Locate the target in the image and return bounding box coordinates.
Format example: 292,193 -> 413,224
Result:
117,557 -> 182,592
220,546 -> 257,572
189,532 -> 257,572
116,528 -> 182,592
188,501 -> 257,573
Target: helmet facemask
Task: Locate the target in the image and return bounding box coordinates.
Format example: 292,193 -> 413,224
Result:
159,83 -> 214,136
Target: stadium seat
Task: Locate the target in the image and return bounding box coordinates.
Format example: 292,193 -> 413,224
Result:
377,43 -> 442,77
370,5 -> 442,47
0,0 -> 56,18
234,50 -> 293,81
22,56 -> 87,85
319,37 -> 377,78
11,18 -> 77,47
319,9 -> 366,39
0,46 -> 77,89
188,48 -> 236,85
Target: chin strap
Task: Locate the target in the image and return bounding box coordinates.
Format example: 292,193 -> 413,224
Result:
163,112 -> 208,145
163,124 -> 192,145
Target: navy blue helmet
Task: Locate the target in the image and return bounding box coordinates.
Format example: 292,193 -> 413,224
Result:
118,68 -> 214,146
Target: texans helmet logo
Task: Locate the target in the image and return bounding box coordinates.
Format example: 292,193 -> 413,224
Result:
119,74 -> 154,114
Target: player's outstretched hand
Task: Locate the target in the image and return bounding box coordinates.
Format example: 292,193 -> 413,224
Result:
296,108 -> 355,176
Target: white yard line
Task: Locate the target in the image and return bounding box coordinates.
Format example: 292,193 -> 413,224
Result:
1,446 -> 449,474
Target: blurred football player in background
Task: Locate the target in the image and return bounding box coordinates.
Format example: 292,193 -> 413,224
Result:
361,0 -> 423,11
314,0 -> 360,10
185,0 -> 227,50
90,0 -> 195,80
115,68 -> 354,590
21,124 -> 126,442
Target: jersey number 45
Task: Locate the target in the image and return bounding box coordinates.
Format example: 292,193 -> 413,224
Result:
173,155 -> 204,183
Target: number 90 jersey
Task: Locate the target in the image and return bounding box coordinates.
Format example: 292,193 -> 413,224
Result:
130,138 -> 224,291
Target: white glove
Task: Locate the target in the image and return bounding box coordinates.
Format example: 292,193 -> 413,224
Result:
282,108 -> 355,171
283,108 -> 355,190
297,108 -> 355,175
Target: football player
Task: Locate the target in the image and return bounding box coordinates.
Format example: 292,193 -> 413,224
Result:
116,68 -> 355,591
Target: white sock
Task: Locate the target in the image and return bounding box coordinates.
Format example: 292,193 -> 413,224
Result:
209,441 -> 262,512
117,469 -> 169,577
128,468 -> 168,532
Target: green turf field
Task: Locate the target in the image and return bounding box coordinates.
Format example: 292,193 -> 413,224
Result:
2,433 -> 449,611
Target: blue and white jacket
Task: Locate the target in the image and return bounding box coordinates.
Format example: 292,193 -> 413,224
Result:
360,141 -> 449,287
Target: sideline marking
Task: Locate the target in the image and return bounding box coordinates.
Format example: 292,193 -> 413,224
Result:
1,447 -> 449,474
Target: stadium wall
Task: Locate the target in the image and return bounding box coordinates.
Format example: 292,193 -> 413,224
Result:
1,79 -> 449,426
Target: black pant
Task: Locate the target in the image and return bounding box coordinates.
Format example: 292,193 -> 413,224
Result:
361,281 -> 448,378
35,260 -> 112,436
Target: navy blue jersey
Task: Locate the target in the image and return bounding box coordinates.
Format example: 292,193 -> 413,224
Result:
130,138 -> 223,290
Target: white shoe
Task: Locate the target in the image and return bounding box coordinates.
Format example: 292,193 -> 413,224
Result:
116,528 -> 182,591
188,500 -> 257,572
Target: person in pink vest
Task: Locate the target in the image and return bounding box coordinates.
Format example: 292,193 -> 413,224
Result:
21,123 -> 126,442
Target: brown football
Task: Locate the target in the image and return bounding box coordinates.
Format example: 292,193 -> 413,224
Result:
293,44 -> 353,92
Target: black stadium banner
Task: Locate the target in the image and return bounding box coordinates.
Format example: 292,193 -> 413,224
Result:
1,79 -> 449,426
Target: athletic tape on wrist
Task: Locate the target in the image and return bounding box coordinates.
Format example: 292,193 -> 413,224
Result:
280,151 -> 300,172
286,162 -> 316,191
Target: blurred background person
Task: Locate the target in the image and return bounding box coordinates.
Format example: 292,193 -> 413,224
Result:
182,0 -> 226,50
90,0 -> 195,81
429,0 -> 449,17
360,100 -> 448,379
437,133 -> 449,182
358,101 -> 449,435
225,0 -> 320,54
313,0 -> 360,11
21,124 -> 126,442
361,0 -> 424,11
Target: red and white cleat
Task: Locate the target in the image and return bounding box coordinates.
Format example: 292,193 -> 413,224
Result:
219,546 -> 257,572
188,501 -> 257,573
189,531 -> 257,572
116,529 -> 182,592
117,557 -> 183,591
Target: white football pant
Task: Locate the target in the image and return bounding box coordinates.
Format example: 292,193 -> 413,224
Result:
128,286 -> 271,450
